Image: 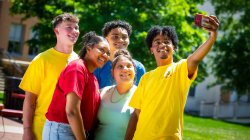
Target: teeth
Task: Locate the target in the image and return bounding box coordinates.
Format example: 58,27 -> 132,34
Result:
115,43 -> 126,48
157,49 -> 167,53
99,58 -> 104,62
120,73 -> 131,77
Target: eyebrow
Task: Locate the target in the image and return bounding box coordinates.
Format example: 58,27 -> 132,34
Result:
153,38 -> 170,42
111,33 -> 128,36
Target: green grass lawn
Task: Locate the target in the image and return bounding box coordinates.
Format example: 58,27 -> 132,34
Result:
184,114 -> 250,140
0,91 -> 3,104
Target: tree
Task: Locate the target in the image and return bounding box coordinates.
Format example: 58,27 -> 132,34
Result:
209,0 -> 250,96
11,0 -> 209,83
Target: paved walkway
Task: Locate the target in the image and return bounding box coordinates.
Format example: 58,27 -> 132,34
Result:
0,117 -> 22,140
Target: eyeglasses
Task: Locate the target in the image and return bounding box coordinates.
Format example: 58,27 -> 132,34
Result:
96,47 -> 110,56
110,34 -> 129,41
152,40 -> 172,46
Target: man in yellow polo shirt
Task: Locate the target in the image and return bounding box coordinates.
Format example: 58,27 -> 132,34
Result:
19,13 -> 79,140
125,15 -> 220,140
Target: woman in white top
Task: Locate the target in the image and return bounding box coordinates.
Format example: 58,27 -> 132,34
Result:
94,49 -> 137,140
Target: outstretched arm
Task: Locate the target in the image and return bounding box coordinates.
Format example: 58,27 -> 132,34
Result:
187,15 -> 220,78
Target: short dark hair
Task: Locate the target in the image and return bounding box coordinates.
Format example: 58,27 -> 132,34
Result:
78,31 -> 107,59
52,13 -> 79,28
102,20 -> 132,37
145,25 -> 178,50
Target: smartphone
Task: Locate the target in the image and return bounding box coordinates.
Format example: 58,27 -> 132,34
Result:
194,14 -> 211,28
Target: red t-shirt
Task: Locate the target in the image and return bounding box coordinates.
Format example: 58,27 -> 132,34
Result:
46,59 -> 100,131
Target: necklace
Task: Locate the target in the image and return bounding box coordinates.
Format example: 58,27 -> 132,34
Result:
110,86 -> 127,103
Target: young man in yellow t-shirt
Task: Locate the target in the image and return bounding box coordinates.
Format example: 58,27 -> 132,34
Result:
19,13 -> 80,140
125,15 -> 220,140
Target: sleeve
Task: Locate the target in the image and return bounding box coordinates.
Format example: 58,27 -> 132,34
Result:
19,55 -> 43,95
178,59 -> 198,96
134,60 -> 146,86
179,59 -> 198,82
60,64 -> 86,100
129,74 -> 146,110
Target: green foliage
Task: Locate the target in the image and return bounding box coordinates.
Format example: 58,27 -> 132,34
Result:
10,0 -> 211,83
210,0 -> 250,95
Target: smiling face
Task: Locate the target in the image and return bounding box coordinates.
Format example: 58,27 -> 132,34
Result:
86,41 -> 110,72
150,33 -> 175,65
55,21 -> 80,45
112,57 -> 135,85
105,27 -> 130,60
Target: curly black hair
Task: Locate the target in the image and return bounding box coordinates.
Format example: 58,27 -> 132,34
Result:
102,20 -> 132,37
145,25 -> 178,50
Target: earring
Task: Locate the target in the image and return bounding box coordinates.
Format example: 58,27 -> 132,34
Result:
151,51 -> 154,54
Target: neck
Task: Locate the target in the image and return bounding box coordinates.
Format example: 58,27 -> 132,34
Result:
109,52 -> 115,61
54,43 -> 73,54
156,58 -> 173,67
83,57 -> 95,73
116,82 -> 133,95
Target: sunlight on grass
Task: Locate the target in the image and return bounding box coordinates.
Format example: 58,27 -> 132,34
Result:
184,114 -> 250,140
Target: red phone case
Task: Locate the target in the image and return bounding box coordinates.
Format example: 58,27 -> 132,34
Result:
194,14 -> 211,28
194,14 -> 203,27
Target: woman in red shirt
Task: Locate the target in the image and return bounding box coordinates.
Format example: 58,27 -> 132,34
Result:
43,31 -> 110,140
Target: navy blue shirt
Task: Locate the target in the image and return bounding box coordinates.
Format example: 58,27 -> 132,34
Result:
94,59 -> 146,89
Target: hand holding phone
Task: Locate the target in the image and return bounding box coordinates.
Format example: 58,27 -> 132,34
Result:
194,14 -> 211,28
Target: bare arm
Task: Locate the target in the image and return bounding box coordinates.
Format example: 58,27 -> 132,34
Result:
125,109 -> 140,140
187,15 -> 220,77
66,92 -> 86,140
22,91 -> 37,140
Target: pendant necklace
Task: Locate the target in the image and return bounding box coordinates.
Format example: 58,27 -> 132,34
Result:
110,86 -> 127,103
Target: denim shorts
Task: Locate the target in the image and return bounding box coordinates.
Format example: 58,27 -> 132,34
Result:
42,119 -> 75,140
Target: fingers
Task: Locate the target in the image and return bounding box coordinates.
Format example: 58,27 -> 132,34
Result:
210,15 -> 220,24
209,15 -> 220,29
203,15 -> 219,32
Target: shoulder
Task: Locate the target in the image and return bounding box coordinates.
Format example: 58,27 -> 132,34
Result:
28,49 -> 50,66
66,59 -> 86,72
100,85 -> 114,97
132,59 -> 144,67
30,48 -> 53,62
176,59 -> 187,65
38,48 -> 54,57
132,59 -> 145,72
174,59 -> 188,71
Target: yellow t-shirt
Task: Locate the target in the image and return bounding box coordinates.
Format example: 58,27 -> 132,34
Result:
129,59 -> 197,140
19,48 -> 78,140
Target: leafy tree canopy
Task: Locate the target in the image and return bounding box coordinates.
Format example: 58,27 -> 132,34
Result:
210,0 -> 250,95
11,0 -> 210,83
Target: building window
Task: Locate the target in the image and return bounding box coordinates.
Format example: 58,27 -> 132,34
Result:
8,23 -> 24,55
28,30 -> 39,57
